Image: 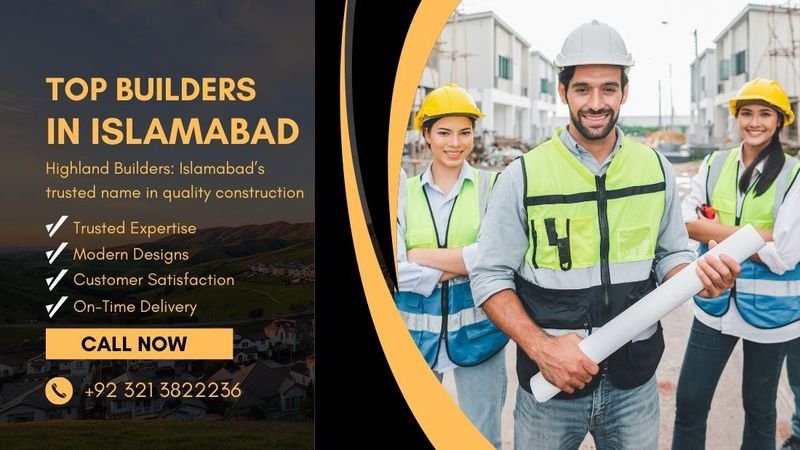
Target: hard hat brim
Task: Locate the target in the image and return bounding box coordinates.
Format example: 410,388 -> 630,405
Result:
415,112 -> 486,131
729,96 -> 795,126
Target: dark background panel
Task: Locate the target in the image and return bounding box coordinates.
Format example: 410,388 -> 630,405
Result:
315,0 -> 432,447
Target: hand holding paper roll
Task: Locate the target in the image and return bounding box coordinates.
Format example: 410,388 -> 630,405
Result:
530,224 -> 763,402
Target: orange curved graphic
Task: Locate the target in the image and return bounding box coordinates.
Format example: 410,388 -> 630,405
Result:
340,1 -> 492,448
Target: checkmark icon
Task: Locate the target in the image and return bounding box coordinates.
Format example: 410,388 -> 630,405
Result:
45,242 -> 68,264
46,296 -> 69,318
45,269 -> 68,291
45,215 -> 68,238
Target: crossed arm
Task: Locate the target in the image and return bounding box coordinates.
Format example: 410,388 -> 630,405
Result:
686,216 -> 772,264
406,247 -> 468,282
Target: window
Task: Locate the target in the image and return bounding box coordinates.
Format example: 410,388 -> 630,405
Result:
498,55 -> 512,80
700,76 -> 706,96
734,50 -> 746,75
539,78 -> 555,95
719,59 -> 730,81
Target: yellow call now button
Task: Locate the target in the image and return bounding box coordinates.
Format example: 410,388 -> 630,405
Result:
46,328 -> 232,360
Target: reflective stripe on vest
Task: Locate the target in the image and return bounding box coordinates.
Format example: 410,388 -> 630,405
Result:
397,167 -> 507,367
694,148 -> 800,328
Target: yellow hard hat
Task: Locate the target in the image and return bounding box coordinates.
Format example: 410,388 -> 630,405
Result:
729,78 -> 795,126
414,83 -> 485,131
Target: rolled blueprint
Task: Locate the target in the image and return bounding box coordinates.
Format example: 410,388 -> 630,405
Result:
530,224 -> 766,402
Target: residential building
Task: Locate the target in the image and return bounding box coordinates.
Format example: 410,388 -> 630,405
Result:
529,51 -> 558,146
0,378 -> 80,422
265,319 -> 300,352
104,371 -> 195,420
689,48 -> 718,144
160,398 -> 207,421
437,11 -> 531,143
25,353 -> 53,377
278,378 -> 306,412
0,355 -> 26,378
210,360 -> 308,418
712,4 -> 800,145
234,331 -> 270,353
234,346 -> 260,365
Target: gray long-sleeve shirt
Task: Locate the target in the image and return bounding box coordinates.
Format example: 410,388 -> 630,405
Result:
470,126 -> 696,306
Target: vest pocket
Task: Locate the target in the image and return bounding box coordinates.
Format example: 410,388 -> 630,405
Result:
529,216 -> 595,270
748,280 -> 800,327
608,321 -> 664,389
614,225 -> 652,263
514,274 -> 588,329
711,197 -> 735,222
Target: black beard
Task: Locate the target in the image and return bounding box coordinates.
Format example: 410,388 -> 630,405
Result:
569,107 -> 619,141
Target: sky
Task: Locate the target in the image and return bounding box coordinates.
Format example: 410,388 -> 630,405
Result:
458,0 -> 796,117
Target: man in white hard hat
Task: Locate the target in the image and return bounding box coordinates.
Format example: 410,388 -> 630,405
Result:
470,20 -> 741,449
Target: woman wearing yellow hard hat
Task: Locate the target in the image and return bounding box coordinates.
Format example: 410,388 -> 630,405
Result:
394,83 -> 509,448
673,78 -> 800,449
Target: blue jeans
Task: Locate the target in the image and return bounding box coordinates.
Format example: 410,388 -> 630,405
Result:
437,346 -> 507,449
672,318 -> 786,450
514,373 -> 659,450
787,337 -> 800,438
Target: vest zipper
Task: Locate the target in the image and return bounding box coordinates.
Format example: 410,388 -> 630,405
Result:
439,195 -> 459,351
595,175 -> 611,323
421,185 -> 461,359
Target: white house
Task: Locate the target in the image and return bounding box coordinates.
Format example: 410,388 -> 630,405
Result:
234,346 -> 260,365
712,4 -> 800,145
265,319 -> 300,352
437,11 -> 532,143
25,353 -> 53,377
0,379 -> 80,422
0,355 -> 26,378
278,379 -> 306,412
529,51 -> 558,146
234,331 -> 270,352
689,48 -> 718,144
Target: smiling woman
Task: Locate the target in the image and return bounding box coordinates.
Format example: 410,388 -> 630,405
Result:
394,83 -> 509,448
673,78 -> 800,450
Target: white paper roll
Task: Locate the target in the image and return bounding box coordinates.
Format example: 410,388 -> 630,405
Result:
530,224 -> 765,402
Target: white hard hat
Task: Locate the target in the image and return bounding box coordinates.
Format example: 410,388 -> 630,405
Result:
554,20 -> 634,72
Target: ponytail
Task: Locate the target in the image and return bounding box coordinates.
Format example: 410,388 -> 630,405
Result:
738,118 -> 785,197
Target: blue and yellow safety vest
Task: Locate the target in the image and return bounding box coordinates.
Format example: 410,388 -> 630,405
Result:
394,167 -> 508,367
694,148 -> 800,328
